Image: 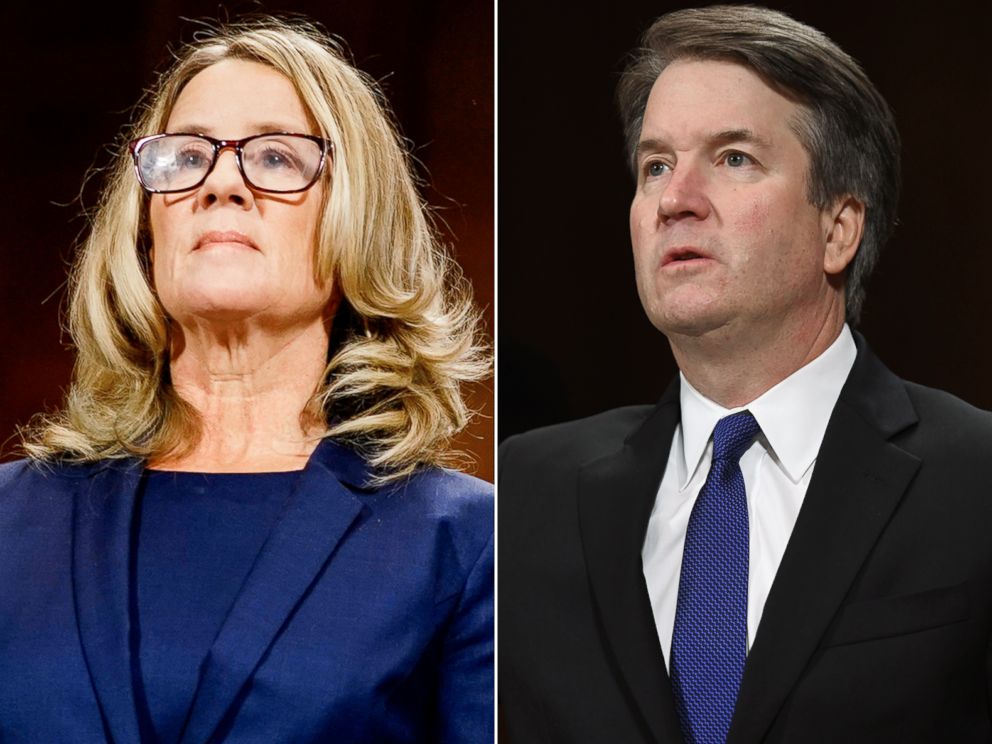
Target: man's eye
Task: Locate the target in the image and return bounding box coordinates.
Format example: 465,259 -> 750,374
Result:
646,161 -> 669,178
725,152 -> 753,168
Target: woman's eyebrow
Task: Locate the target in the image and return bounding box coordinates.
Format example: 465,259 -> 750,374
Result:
165,122 -> 305,135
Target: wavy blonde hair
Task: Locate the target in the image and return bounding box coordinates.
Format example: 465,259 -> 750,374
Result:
24,16 -> 489,481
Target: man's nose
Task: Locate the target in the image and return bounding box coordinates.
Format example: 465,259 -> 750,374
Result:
658,161 -> 711,221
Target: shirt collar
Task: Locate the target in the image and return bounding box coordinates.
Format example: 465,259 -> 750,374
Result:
678,324 -> 857,488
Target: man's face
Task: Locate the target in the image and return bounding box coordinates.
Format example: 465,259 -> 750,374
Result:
629,59 -> 842,341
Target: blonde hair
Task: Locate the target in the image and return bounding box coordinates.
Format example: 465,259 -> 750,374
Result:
24,16 -> 489,481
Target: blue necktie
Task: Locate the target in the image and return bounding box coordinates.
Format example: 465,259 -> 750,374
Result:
671,410 -> 760,744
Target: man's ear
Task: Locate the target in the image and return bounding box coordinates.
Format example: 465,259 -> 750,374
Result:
822,196 -> 865,276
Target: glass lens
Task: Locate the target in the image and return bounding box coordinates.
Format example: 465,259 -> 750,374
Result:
242,135 -> 324,191
137,135 -> 214,192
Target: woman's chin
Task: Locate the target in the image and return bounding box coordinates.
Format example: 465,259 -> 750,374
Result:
166,289 -> 275,325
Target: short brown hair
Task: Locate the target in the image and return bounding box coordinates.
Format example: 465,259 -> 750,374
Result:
618,5 -> 900,324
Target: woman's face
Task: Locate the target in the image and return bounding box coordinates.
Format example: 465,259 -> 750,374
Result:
149,59 -> 331,329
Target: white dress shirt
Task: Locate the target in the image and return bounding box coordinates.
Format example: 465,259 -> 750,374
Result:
641,325 -> 857,668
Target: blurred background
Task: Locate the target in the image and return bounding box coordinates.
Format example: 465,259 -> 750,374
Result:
0,0 -> 494,480
499,1 -> 992,441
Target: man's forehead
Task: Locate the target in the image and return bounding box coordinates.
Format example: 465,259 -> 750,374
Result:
649,57 -> 778,96
638,59 -> 802,149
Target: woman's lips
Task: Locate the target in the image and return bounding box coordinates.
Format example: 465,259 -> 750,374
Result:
194,231 -> 259,251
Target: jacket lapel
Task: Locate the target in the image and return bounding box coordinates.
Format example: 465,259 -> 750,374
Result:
179,439 -> 368,744
72,459 -> 144,744
729,339 -> 921,743
576,381 -> 685,744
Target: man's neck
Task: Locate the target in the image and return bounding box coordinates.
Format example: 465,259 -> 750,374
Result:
669,315 -> 846,409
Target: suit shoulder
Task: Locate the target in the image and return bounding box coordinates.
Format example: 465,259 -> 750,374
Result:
0,458 -> 86,495
384,466 -> 493,541
903,381 -> 992,429
404,467 -> 493,512
901,380 -> 992,446
0,458 -> 94,527
383,468 -> 493,601
0,459 -> 32,491
499,405 -> 655,477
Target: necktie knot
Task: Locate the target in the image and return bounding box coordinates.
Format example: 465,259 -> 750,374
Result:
712,410 -> 760,464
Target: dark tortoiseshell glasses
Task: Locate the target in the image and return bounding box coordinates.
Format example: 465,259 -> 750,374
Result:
129,132 -> 334,194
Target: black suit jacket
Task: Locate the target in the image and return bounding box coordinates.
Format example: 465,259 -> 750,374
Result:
499,337 -> 992,743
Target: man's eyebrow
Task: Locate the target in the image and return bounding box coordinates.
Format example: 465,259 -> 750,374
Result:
709,128 -> 772,148
634,137 -> 671,161
635,129 -> 772,160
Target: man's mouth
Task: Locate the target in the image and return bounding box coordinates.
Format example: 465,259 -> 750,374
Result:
662,246 -> 712,267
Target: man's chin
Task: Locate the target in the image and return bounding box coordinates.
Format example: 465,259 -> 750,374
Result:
648,304 -> 733,340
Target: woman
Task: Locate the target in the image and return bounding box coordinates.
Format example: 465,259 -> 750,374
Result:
0,16 -> 492,744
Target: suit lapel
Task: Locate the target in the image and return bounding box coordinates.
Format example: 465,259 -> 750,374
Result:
179,439 -> 367,744
72,459 -> 144,744
729,340 -> 921,743
577,381 -> 685,744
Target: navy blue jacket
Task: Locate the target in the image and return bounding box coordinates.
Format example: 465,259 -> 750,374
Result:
0,439 -> 493,743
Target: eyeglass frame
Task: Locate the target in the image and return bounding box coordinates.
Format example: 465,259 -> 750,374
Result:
128,131 -> 335,194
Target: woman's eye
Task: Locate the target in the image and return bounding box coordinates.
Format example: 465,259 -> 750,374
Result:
177,149 -> 209,169
260,148 -> 299,171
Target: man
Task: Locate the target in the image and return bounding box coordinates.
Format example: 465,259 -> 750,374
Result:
499,6 -> 992,743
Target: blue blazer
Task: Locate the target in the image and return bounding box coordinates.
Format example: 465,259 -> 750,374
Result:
0,439 -> 493,743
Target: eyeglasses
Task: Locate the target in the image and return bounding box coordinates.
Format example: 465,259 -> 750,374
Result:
128,132 -> 334,194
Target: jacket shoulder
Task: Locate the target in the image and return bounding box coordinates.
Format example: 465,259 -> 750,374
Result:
499,405 -> 656,479
903,381 -> 992,426
370,467 -> 493,609
0,459 -> 32,491
900,380 -> 992,453
398,467 -> 493,529
375,466 -> 493,563
0,458 -> 89,496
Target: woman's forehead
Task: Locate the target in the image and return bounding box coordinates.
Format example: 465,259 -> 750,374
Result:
166,59 -> 314,136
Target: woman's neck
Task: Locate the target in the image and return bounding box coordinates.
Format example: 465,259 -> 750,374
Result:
151,317 -> 330,472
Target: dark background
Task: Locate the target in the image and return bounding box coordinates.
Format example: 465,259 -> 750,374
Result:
498,1 -> 992,440
0,0 -> 494,480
